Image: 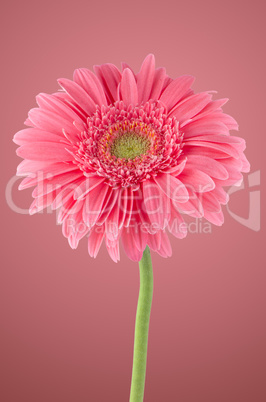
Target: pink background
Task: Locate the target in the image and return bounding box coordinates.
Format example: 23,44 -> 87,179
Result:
1,0 -> 265,401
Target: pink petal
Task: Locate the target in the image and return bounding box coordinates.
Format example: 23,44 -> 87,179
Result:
83,183 -> 109,227
93,63 -> 122,103
18,163 -> 81,189
120,68 -> 138,106
134,226 -> 148,253
57,197 -> 77,224
162,158 -> 187,175
16,159 -> 53,176
31,171 -> 83,197
106,239 -> 120,263
74,176 -> 106,200
169,92 -> 212,123
36,93 -> 84,125
154,174 -> 189,203
97,189 -> 119,225
29,190 -> 58,214
13,128 -> 68,146
28,108 -> 79,136
183,120 -> 229,138
218,158 -> 244,181
240,153 -> 250,173
168,208 -> 187,239
142,180 -> 170,229
157,231 -> 172,258
147,231 -> 161,251
159,75 -> 195,111
58,78 -> 96,116
186,134 -> 245,146
201,192 -> 221,212
215,176 -> 243,187
61,196 -> 83,223
70,221 -> 89,249
186,155 -> 229,180
121,228 -> 143,261
190,98 -> 229,121
178,168 -> 215,193
184,144 -> 233,159
24,117 -> 33,126
52,92 -> 88,121
73,68 -> 107,106
206,111 -> 239,130
133,194 -> 154,235
118,187 -> 128,229
149,67 -> 167,101
121,62 -> 135,73
204,210 -> 224,226
191,110 -> 238,130
124,186 -> 134,227
211,186 -> 229,205
62,206 -> 89,248
184,140 -> 240,159
173,189 -> 204,218
120,196 -> 147,251
116,82 -> 122,101
16,142 -> 73,162
161,76 -> 173,93
88,227 -> 104,258
137,54 -> 155,103
105,202 -> 120,241
52,179 -> 84,210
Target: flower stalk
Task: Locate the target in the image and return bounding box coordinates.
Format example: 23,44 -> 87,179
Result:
130,246 -> 153,402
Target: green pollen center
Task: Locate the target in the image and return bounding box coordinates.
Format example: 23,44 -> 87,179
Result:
110,132 -> 150,160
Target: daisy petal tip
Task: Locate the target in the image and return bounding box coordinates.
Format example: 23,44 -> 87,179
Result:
144,53 -> 155,64
15,147 -> 22,158
68,235 -> 78,249
18,181 -> 26,191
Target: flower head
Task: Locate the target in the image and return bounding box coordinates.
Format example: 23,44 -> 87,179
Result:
14,54 -> 250,261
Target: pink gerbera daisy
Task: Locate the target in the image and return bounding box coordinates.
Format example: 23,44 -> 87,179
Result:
13,54 -> 250,262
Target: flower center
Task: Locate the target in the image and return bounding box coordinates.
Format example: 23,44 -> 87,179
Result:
110,132 -> 150,160
70,101 -> 184,187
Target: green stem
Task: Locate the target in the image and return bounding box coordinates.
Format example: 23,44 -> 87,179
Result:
130,246 -> 154,402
